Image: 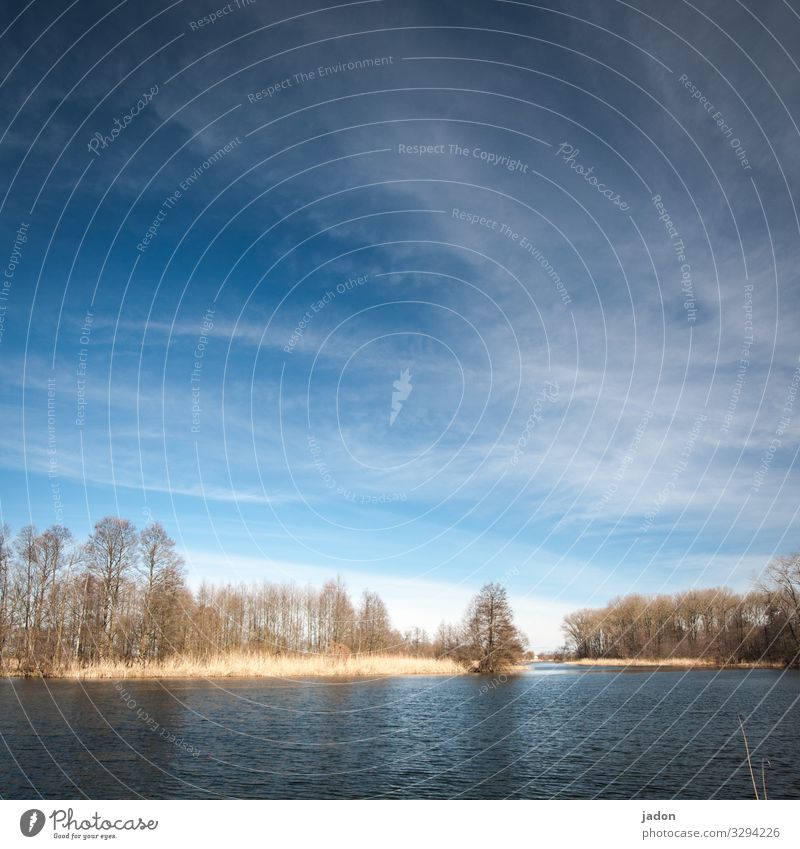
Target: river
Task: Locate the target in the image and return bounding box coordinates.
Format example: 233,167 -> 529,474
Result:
1,664 -> 797,798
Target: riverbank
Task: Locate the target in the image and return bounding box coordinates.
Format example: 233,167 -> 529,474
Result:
562,657 -> 786,669
2,653 -> 469,679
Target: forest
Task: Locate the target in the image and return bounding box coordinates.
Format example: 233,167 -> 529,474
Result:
561,554 -> 800,667
0,517 -> 527,677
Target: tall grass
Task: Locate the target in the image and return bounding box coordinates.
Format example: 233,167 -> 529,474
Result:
566,656 -> 783,668
26,652 -> 467,679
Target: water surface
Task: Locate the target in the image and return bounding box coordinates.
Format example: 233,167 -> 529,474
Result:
1,664 -> 798,799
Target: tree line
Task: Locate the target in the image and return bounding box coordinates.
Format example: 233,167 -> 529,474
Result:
561,554 -> 800,666
0,517 -> 528,675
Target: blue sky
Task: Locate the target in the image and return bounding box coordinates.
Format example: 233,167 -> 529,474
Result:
1,0 -> 799,648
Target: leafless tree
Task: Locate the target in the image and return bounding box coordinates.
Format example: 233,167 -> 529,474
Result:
318,576 -> 355,652
138,522 -> 187,662
561,560 -> 800,667
84,517 -> 138,659
461,583 -> 527,673
758,554 -> 800,664
0,524 -> 12,667
356,590 -> 392,653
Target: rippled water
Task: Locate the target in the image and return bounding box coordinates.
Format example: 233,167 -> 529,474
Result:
1,664 -> 798,799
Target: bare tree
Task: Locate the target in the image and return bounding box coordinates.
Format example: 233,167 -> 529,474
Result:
14,526 -> 40,668
84,517 -> 138,660
562,608 -> 597,659
35,526 -> 76,668
461,583 -> 527,673
318,576 -> 355,653
138,522 -> 187,662
560,562 -> 800,667
433,621 -> 463,659
400,627 -> 431,657
0,524 -> 12,667
758,553 -> 800,664
356,590 -> 391,653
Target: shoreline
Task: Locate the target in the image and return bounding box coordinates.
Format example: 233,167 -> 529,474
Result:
0,656 -> 539,681
558,657 -> 787,669
8,655 -> 789,679
0,653 -> 470,680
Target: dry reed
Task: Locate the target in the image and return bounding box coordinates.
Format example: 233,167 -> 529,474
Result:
565,657 -> 783,669
18,652 -> 467,680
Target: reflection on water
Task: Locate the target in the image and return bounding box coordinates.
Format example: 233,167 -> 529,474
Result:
1,665 -> 798,799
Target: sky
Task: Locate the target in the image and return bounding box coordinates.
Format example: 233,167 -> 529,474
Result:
0,0 -> 798,649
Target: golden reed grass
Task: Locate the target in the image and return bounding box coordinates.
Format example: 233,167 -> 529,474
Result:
567,657 -> 783,669
25,652 -> 467,679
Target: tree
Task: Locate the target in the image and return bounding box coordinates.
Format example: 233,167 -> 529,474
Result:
433,620 -> 462,659
35,525 -> 76,668
562,608 -> 597,659
138,522 -> 187,662
461,583 -> 527,673
402,627 -> 431,657
84,517 -> 138,659
0,524 -> 12,666
318,576 -> 355,652
356,590 -> 391,653
758,553 -> 800,665
559,569 -> 800,667
13,525 -> 43,668
14,526 -> 38,654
